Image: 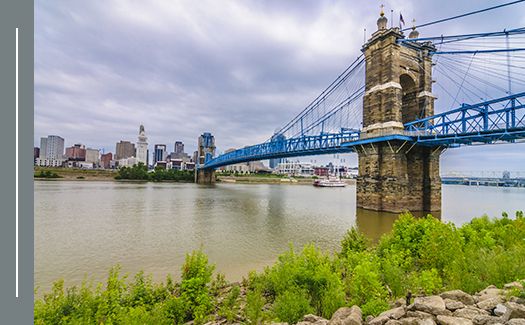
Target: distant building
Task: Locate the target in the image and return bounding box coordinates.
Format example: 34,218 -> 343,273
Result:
154,144 -> 167,165
136,125 -> 148,165
34,147 -> 40,163
197,132 -> 215,164
85,148 -> 100,166
277,161 -> 314,176
269,133 -> 286,169
35,158 -> 65,167
174,141 -> 184,154
100,152 -> 113,169
118,157 -> 137,168
115,141 -> 135,160
40,135 -> 65,160
192,151 -> 198,163
65,144 -> 86,161
314,167 -> 330,177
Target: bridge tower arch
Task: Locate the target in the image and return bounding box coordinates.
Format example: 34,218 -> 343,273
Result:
357,12 -> 442,212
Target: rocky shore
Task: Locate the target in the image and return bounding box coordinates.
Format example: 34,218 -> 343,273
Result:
263,281 -> 525,325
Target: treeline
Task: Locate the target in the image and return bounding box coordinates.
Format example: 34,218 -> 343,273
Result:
114,163 -> 194,182
34,212 -> 525,324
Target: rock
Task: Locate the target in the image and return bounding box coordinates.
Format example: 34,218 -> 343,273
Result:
329,306 -> 361,325
444,298 -> 465,311
297,322 -> 313,325
504,282 -> 524,290
510,297 -> 525,304
368,315 -> 389,325
502,302 -> 525,321
398,318 -> 435,325
476,297 -> 504,311
406,311 -> 434,320
477,286 -> 503,302
304,315 -> 324,322
507,319 -> 525,325
471,315 -> 503,325
453,307 -> 489,320
436,315 -> 473,325
441,290 -> 476,306
378,307 -> 406,320
385,321 -> 402,325
414,296 -> 447,315
366,315 -> 374,323
494,304 -> 507,317
394,298 -> 407,308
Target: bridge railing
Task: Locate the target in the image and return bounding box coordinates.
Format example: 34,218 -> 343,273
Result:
202,131 -> 360,169
404,92 -> 525,140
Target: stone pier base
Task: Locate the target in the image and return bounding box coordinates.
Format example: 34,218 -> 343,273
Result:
195,168 -> 215,184
357,141 -> 442,213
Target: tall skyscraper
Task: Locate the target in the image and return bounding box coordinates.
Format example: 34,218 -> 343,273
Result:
154,144 -> 167,164
198,132 -> 216,164
174,141 -> 184,154
115,141 -> 136,160
39,135 -> 65,160
136,124 -> 148,165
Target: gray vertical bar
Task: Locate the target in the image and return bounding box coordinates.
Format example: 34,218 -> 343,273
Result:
0,0 -> 34,323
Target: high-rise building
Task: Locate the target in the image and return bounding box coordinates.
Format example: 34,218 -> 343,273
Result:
154,144 -> 167,165
100,152 -> 113,169
136,125 -> 148,165
174,141 -> 184,154
115,141 -> 136,160
197,132 -> 215,164
269,132 -> 286,169
34,147 -> 40,163
65,144 -> 86,161
85,148 -> 100,165
40,135 -> 65,160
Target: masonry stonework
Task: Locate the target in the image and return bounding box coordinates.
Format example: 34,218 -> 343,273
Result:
357,17 -> 442,212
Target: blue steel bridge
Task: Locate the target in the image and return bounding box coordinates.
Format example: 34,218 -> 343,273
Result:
197,4 -> 525,212
202,26 -> 525,169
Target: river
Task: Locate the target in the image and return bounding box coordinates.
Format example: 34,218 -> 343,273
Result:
34,181 -> 524,295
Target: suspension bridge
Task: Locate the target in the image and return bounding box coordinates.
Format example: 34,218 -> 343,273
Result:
196,3 -> 525,212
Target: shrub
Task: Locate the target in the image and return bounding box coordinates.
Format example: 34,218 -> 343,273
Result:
218,285 -> 241,323
272,288 -> 313,324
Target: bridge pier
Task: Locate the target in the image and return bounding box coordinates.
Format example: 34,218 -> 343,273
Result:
195,168 -> 215,184
357,142 -> 442,212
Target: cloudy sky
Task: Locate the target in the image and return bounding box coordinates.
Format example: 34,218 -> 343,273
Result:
35,0 -> 525,173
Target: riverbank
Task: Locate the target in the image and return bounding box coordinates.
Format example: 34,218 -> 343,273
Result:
34,212 -> 525,324
217,175 -> 356,185
34,166 -> 117,181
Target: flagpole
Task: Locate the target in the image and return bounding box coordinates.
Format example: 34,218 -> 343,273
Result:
391,10 -> 394,28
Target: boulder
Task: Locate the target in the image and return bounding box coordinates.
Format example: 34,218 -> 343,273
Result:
368,315 -> 389,325
440,290 -> 476,306
493,304 -> 507,317
436,315 -> 473,325
502,302 -> 525,321
453,307 -> 489,320
378,307 -> 406,320
504,282 -> 524,290
444,298 -> 465,311
507,319 -> 525,325
397,318 -> 435,325
328,306 -> 361,325
304,315 -> 324,323
476,297 -> 504,311
406,311 -> 434,320
384,321 -> 402,325
471,315 -> 503,325
413,296 -> 447,315
477,286 -> 503,302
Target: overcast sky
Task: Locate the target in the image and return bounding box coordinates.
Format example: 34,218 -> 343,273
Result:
35,0 -> 525,173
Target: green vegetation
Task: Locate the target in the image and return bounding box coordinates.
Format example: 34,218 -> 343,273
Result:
34,170 -> 62,178
34,167 -> 116,180
35,211 -> 525,324
115,163 -> 194,182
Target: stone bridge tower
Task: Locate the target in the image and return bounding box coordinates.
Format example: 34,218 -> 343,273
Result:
356,11 -> 442,212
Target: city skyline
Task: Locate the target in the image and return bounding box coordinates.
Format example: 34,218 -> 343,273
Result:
35,1 -> 525,171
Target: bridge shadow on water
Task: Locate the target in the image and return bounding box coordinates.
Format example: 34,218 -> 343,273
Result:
356,208 -> 442,243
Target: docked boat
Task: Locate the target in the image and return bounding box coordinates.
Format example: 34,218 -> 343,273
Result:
313,177 -> 346,187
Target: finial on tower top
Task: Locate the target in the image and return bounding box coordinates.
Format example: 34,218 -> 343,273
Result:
408,19 -> 420,39
377,4 -> 388,30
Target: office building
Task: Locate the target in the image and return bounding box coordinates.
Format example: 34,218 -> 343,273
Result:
65,144 -> 86,161
100,152 -> 113,169
154,144 -> 167,165
115,141 -> 135,160
34,147 -> 40,163
85,148 -> 100,165
40,135 -> 65,160
174,141 -> 184,154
